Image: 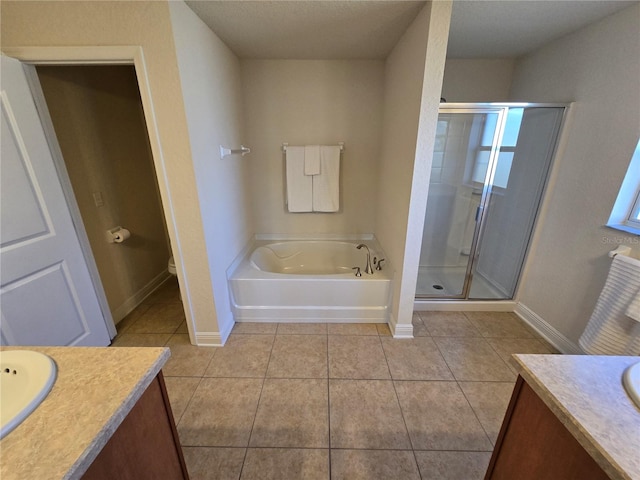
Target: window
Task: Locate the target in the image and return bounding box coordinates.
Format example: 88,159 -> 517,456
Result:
471,108 -> 523,188
607,138 -> 640,235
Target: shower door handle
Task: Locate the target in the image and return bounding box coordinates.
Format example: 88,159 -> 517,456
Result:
475,205 -> 484,222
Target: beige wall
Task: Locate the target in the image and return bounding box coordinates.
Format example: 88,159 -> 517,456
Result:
241,59 -> 384,234
510,3 -> 640,346
376,1 -> 452,332
442,58 -> 515,103
37,66 -> 170,320
1,1 -> 218,342
168,1 -> 250,342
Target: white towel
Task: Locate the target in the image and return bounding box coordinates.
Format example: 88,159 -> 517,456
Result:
286,146 -> 313,212
579,254 -> 640,355
312,145 -> 340,212
626,288 -> 640,322
304,145 -> 321,176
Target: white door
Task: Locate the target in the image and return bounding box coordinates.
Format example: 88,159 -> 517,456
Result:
0,55 -> 112,346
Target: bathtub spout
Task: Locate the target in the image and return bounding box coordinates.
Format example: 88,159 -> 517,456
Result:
356,244 -> 374,274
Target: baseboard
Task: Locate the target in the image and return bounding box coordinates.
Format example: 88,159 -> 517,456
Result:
194,332 -> 225,347
390,312 -> 414,338
414,300 -> 517,312
514,302 -> 582,354
112,271 -> 172,324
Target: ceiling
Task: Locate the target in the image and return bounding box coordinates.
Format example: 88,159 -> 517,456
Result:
185,0 -> 638,59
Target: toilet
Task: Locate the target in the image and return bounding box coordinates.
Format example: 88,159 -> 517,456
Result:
168,256 -> 177,276
168,256 -> 182,301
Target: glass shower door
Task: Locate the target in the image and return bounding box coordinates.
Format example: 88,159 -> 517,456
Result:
416,108 -> 505,297
469,107 -> 565,299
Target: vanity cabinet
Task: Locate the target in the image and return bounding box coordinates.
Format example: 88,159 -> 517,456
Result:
485,376 -> 608,480
83,372 -> 189,480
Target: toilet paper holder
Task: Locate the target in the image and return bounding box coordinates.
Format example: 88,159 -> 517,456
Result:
106,226 -> 131,244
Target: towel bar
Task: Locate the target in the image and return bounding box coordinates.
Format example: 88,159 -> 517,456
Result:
220,145 -> 251,159
282,142 -> 344,152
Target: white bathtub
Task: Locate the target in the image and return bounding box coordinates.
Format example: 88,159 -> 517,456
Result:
228,239 -> 392,322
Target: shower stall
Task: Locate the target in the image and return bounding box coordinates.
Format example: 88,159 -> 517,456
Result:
416,103 -> 567,300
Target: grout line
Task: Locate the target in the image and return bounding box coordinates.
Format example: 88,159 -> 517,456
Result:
238,333 -> 276,479
327,328 -> 332,480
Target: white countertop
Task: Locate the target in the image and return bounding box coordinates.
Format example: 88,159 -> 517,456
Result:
0,346 -> 169,480
514,354 -> 640,480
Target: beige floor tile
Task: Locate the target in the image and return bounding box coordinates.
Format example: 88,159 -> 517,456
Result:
142,278 -> 181,305
459,382 -> 515,444
381,337 -> 453,380
277,323 -> 327,335
176,321 -> 190,334
415,451 -> 492,480
464,311 -> 535,338
166,333 -> 192,346
266,335 -> 327,378
331,450 -> 420,480
327,323 -> 379,335
205,334 -> 274,378
232,322 -> 278,334
412,313 -> 430,337
115,305 -> 151,334
240,448 -> 329,480
127,303 -> 185,334
329,379 -> 411,449
164,344 -> 216,377
434,337 -> 514,381
250,379 -> 329,448
163,376 -> 201,423
182,447 -> 245,480
329,335 -> 390,379
111,333 -> 172,347
419,311 -> 481,337
376,323 -> 392,336
178,378 -> 263,447
394,381 -> 492,451
486,337 -> 556,375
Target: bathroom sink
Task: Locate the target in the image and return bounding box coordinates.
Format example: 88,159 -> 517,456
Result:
623,362 -> 640,409
0,350 -> 57,439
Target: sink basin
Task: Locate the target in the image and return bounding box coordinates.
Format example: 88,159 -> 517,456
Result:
623,362 -> 640,409
0,350 -> 57,439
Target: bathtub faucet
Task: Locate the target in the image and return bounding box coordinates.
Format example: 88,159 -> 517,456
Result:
356,244 -> 374,274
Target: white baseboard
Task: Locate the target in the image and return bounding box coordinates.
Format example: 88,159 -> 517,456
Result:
112,271 -> 172,324
390,313 -> 414,338
194,332 -> 224,347
192,317 -> 234,347
514,302 -> 582,354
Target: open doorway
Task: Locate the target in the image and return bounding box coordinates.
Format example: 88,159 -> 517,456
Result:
36,65 -> 175,326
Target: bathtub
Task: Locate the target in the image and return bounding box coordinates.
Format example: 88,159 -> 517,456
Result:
228,239 -> 392,322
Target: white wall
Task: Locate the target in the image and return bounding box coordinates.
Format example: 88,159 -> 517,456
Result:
376,1 -> 452,334
169,1 -> 251,343
441,59 -> 515,103
1,0 -> 218,344
241,60 -> 384,235
510,3 -> 640,346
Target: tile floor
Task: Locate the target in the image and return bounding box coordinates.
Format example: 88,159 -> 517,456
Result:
112,278 -> 558,480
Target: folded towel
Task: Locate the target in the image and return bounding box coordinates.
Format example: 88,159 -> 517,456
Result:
312,145 -> 340,212
286,146 -> 313,212
304,145 -> 321,176
626,288 -> 640,322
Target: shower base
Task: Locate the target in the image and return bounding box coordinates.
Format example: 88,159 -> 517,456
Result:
415,266 -> 503,298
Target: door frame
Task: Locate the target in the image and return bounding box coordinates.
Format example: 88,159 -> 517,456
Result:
3,46 -> 191,340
